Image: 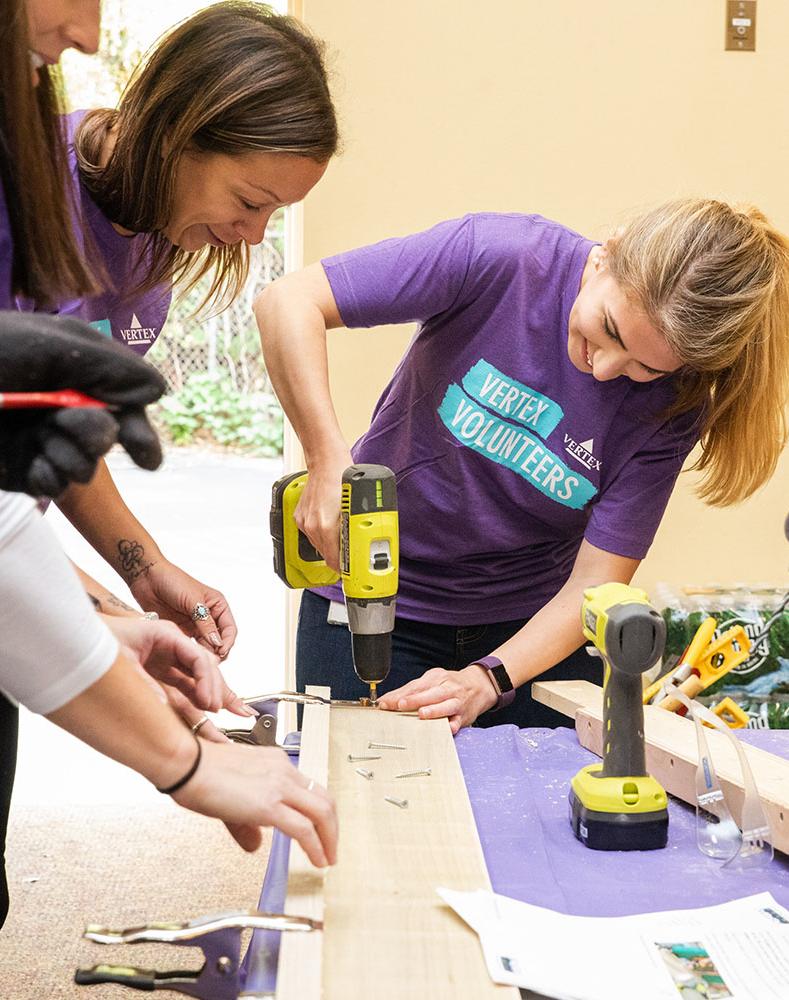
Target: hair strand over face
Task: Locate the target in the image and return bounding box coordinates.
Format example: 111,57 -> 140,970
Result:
607,198 -> 789,506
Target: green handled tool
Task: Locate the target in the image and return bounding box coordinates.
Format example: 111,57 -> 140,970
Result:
569,582 -> 669,851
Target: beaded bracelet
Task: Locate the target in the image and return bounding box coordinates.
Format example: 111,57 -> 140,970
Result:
156,737 -> 202,795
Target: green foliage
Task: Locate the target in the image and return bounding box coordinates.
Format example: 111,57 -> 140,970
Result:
61,0 -> 145,110
767,701 -> 789,729
155,374 -> 283,456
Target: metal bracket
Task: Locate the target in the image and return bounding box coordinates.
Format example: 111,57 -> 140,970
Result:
222,694 -> 300,751
224,713 -> 279,748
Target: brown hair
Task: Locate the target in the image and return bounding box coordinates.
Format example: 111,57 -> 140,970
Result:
0,0 -> 97,306
75,1 -> 338,309
607,198 -> 789,506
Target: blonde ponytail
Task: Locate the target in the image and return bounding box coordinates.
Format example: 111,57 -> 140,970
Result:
607,199 -> 789,506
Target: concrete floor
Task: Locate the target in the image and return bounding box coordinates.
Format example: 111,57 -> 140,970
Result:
13,447 -> 286,808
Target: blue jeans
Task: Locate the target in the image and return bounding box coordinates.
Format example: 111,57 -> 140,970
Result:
296,591 -> 601,729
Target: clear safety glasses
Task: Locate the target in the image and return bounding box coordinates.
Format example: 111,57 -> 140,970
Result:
664,686 -> 773,871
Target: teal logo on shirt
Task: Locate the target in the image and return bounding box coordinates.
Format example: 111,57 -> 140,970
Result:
437,367 -> 596,510
462,359 -> 563,437
90,319 -> 112,337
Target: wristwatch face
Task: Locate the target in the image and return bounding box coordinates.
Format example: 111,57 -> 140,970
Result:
491,663 -> 514,695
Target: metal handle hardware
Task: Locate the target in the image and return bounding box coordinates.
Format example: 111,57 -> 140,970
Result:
75,911 -> 319,998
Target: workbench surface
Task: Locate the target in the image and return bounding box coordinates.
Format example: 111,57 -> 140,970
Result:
242,725 -> 789,995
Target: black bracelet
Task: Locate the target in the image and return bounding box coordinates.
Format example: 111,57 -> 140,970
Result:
156,737 -> 202,795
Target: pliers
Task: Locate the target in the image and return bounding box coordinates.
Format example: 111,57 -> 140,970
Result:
75,910 -> 319,999
222,690 -> 374,750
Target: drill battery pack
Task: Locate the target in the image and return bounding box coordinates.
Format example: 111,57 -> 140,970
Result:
570,792 -> 669,851
269,471 -> 339,590
569,764 -> 669,851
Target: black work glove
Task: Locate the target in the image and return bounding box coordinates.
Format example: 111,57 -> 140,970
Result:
0,312 -> 167,497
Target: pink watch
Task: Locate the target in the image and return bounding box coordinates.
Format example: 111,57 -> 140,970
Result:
472,655 -> 515,711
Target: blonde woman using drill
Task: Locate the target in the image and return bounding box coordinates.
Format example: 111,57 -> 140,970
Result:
256,200 -> 789,731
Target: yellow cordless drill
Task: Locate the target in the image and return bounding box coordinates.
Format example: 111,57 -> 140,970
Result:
569,582 -> 669,851
270,464 -> 398,702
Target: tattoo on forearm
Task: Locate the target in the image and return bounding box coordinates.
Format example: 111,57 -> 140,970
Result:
106,594 -> 136,613
117,539 -> 154,582
87,592 -> 102,611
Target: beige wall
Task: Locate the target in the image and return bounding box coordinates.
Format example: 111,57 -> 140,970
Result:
295,0 -> 789,596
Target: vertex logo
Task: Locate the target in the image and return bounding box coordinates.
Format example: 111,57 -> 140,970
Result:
120,313 -> 157,346
564,434 -> 601,471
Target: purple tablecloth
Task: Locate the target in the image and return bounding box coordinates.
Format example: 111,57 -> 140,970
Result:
242,726 -> 789,994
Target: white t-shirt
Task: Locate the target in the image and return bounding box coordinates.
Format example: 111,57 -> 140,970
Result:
0,491 -> 118,714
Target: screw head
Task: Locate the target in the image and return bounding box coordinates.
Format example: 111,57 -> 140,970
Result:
216,956 -> 234,977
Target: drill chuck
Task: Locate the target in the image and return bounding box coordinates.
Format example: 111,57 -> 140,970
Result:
347,594 -> 396,685
351,633 -> 392,684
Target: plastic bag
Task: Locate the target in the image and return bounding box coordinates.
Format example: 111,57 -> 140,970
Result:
657,584 -> 789,701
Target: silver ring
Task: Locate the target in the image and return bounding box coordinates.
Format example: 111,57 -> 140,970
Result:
191,716 -> 210,735
191,603 -> 211,623
307,779 -> 315,792
142,611 -> 159,621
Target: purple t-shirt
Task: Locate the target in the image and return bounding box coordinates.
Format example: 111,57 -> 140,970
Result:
14,111 -> 171,353
315,213 -> 700,625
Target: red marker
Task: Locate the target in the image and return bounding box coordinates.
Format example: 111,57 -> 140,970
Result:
0,390 -> 107,409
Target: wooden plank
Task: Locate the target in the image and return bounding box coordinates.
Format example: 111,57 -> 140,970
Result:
533,679 -> 789,856
531,677 -> 600,720
323,707 -> 517,1000
277,692 -> 518,999
275,684 -> 330,1000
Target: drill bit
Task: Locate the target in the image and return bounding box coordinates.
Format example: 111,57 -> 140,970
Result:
369,682 -> 378,705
